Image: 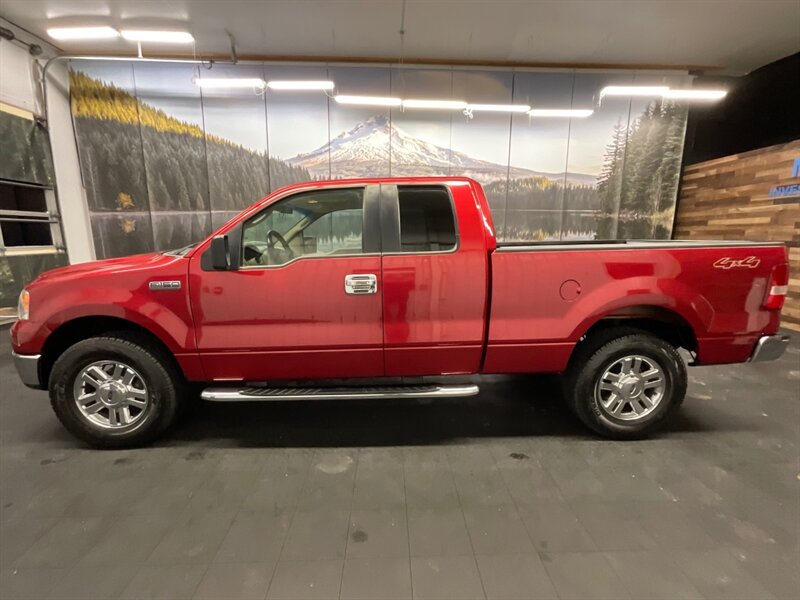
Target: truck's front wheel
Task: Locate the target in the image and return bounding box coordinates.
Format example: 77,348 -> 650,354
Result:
49,334 -> 183,448
564,331 -> 687,439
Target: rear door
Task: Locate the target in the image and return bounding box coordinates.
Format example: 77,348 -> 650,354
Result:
380,182 -> 490,376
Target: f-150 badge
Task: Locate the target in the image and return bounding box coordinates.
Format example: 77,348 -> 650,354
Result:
149,280 -> 182,290
713,256 -> 760,270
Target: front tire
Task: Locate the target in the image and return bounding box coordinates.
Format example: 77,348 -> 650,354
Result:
563,330 -> 687,439
49,334 -> 183,448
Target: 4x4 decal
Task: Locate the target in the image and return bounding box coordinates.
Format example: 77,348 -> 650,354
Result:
713,256 -> 760,270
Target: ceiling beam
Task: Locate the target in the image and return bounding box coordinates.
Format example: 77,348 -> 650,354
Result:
61,50 -> 720,73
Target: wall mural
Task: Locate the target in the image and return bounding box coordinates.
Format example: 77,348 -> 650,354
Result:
69,61 -> 690,258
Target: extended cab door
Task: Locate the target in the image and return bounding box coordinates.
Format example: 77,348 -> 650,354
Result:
380,182 -> 490,376
188,185 -> 384,381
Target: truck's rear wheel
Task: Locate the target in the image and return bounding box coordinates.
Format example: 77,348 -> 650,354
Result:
48,334 -> 183,448
564,331 -> 687,439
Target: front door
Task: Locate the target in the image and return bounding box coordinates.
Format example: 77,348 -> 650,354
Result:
189,185 -> 384,381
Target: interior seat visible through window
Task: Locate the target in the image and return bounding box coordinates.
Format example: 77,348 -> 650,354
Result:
398,186 -> 457,253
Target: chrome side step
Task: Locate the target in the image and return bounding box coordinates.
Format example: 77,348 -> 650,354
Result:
201,384 -> 480,402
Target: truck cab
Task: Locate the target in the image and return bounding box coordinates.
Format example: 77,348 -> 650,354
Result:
191,180 -> 491,381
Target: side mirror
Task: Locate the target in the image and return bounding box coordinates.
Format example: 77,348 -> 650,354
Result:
209,235 -> 230,270
200,225 -> 242,272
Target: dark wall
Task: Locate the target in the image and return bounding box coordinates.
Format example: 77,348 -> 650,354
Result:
683,52 -> 800,165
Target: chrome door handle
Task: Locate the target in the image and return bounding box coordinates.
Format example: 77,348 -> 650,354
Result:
344,274 -> 377,295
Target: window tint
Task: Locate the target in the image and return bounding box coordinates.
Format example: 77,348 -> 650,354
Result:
398,186 -> 456,253
241,188 -> 364,266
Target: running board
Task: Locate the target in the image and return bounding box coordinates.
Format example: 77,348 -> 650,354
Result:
201,384 -> 480,402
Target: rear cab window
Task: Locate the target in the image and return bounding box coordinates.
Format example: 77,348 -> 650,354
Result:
397,186 -> 457,253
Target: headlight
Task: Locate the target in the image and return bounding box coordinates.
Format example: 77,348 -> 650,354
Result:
17,290 -> 29,320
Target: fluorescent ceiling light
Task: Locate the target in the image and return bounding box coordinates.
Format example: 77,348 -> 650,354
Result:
47,26 -> 119,40
466,104 -> 531,113
334,95 -> 402,106
120,30 -> 194,43
663,89 -> 727,101
600,85 -> 670,97
402,99 -> 467,110
266,81 -> 335,90
528,108 -> 594,118
194,78 -> 266,89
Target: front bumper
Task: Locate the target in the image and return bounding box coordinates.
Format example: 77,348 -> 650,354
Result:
750,335 -> 790,362
12,352 -> 43,389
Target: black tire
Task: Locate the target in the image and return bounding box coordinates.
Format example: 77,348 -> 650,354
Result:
48,333 -> 184,449
563,329 -> 687,439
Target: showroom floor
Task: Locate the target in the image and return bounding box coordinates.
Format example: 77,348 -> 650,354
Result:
1,328 -> 798,600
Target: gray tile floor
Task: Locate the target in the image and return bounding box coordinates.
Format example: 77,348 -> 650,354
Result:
1,327 -> 798,600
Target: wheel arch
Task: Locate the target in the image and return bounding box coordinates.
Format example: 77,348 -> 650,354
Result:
40,316 -> 186,387
571,305 -> 698,363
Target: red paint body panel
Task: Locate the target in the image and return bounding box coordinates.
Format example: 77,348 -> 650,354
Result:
11,252 -> 195,356
486,244 -> 787,370
10,176 -> 789,384
382,181 -> 489,375
482,342 -> 575,374
188,255 -> 384,380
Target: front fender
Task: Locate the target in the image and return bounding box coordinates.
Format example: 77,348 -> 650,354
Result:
13,259 -> 195,355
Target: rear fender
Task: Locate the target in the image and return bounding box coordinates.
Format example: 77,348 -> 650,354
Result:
569,276 -> 711,343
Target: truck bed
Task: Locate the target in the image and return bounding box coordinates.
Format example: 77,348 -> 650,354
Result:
484,239 -> 788,373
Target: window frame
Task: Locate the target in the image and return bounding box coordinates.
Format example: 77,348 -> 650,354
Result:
0,181 -> 64,257
237,184 -> 381,270
379,184 -> 460,256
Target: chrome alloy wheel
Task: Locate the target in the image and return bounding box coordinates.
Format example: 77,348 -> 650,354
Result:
72,361 -> 150,429
594,354 -> 666,421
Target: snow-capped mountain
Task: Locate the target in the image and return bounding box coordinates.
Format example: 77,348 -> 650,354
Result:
287,115 -> 596,186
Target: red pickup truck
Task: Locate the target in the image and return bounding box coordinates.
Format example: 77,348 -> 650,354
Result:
11,177 -> 790,448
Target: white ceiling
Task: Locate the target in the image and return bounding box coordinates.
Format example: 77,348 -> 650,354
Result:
2,0 -> 799,74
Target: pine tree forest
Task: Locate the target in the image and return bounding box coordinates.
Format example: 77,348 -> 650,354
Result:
595,101 -> 688,239
69,70 -> 311,258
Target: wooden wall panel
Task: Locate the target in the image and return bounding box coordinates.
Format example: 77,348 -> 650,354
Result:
676,139 -> 800,331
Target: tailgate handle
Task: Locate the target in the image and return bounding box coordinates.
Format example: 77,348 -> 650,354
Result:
344,274 -> 377,295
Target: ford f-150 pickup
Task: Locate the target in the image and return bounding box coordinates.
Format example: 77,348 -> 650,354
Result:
10,177 -> 790,448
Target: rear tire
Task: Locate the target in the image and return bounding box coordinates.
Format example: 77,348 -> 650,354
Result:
563,329 -> 687,439
48,334 -> 184,449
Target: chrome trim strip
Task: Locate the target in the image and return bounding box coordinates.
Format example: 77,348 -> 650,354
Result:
201,384 -> 480,402
12,352 -> 42,388
238,252 -> 380,271
495,241 -> 787,252
750,335 -> 790,363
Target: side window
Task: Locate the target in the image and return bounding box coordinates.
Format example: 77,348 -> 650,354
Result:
241,188 -> 364,266
303,208 -> 363,255
398,186 -> 457,252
